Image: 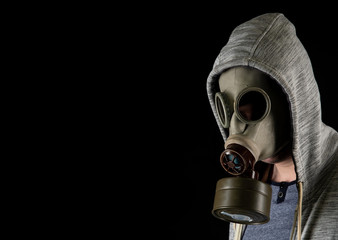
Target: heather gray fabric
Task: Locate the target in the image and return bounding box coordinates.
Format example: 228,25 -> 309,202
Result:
206,13 -> 338,239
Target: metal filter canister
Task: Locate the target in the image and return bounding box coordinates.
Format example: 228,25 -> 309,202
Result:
212,177 -> 272,224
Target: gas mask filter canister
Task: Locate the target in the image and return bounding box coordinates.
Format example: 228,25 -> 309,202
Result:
211,67 -> 290,225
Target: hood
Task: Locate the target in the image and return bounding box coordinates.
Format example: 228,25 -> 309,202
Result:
206,13 -> 338,206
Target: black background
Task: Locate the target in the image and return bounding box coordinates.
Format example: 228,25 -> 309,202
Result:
108,4 -> 338,240
18,3 -> 338,239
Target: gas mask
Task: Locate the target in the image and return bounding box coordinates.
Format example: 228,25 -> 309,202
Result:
211,67 -> 291,224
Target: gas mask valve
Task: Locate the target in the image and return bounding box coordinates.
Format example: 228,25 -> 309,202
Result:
220,143 -> 255,178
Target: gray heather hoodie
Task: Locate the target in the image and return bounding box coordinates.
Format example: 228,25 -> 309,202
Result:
206,13 -> 338,239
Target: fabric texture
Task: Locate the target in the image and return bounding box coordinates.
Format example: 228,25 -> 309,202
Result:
206,13 -> 338,239
242,181 -> 298,239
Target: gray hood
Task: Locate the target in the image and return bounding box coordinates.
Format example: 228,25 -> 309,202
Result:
206,13 -> 338,215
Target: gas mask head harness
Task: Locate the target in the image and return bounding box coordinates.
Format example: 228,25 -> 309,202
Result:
211,66 -> 291,225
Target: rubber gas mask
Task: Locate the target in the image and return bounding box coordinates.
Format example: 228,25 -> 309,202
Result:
211,67 -> 291,224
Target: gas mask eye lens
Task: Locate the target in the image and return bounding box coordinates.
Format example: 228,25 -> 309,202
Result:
236,88 -> 270,123
215,92 -> 231,128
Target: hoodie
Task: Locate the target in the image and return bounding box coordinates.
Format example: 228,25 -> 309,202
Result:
206,13 -> 338,239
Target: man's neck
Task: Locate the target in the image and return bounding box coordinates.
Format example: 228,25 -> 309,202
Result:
271,156 -> 297,182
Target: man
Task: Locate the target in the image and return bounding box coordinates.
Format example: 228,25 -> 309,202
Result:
206,13 -> 338,239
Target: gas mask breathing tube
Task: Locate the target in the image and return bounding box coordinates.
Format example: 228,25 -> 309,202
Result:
211,67 -> 291,225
